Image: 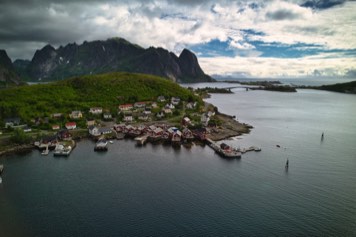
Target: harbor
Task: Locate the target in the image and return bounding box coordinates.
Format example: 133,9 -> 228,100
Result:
206,138 -> 261,159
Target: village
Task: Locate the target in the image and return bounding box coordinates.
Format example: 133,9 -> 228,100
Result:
1,95 -> 259,158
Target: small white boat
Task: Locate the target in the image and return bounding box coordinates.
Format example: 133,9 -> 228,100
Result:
109,140 -> 114,144
41,146 -> 49,155
94,139 -> 108,151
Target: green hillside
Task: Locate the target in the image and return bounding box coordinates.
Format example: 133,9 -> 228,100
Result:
318,80 -> 356,94
0,72 -> 199,123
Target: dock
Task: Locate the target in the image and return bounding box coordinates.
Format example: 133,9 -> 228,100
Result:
206,139 -> 241,158
135,135 -> 148,146
205,139 -> 261,158
41,145 -> 49,156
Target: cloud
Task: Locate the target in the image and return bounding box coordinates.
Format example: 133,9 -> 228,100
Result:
199,53 -> 356,78
300,0 -> 347,10
0,0 -> 354,78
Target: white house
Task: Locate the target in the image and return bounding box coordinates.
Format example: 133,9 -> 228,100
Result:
65,122 -> 77,130
69,111 -> 83,119
4,117 -> 21,128
156,111 -> 165,119
118,104 -> 134,111
163,108 -> 172,115
103,113 -> 112,120
124,114 -> 133,122
186,102 -> 197,109
138,114 -> 149,121
89,126 -> 100,136
134,102 -> 146,108
23,126 -> 32,133
157,96 -> 166,102
99,127 -> 113,135
201,113 -> 210,126
89,107 -> 103,115
165,103 -> 175,109
171,97 -> 181,105
151,102 -> 158,108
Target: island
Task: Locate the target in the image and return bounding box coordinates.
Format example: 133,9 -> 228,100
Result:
297,80 -> 356,94
0,72 -> 251,157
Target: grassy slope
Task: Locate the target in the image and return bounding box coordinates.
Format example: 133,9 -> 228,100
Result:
318,80 -> 356,94
0,72 -> 198,122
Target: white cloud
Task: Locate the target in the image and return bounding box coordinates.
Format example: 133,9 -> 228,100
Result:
199,53 -> 356,78
1,0 -> 355,77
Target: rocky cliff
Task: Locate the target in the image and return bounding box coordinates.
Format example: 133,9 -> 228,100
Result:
0,50 -> 21,86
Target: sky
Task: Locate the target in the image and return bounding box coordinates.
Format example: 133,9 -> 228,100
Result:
0,0 -> 355,78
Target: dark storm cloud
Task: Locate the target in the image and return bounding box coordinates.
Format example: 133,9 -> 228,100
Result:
300,0 -> 348,9
266,9 -> 301,20
0,0 -> 109,59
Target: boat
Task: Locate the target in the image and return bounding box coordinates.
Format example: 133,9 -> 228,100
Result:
321,132 -> 324,140
0,164 -> 3,175
109,140 -> 114,144
285,159 -> 289,169
94,139 -> 108,151
53,144 -> 72,157
41,145 -> 49,155
249,146 -> 261,152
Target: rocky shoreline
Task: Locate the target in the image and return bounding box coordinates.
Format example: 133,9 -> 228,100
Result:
207,113 -> 252,141
0,144 -> 35,157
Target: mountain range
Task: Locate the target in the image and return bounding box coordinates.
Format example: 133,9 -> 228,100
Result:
5,37 -> 213,83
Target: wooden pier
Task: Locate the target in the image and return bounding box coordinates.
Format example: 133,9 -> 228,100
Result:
206,139 -> 241,158
205,139 -> 261,158
135,135 -> 148,146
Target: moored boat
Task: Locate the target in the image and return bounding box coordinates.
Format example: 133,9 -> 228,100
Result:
0,164 -> 4,175
94,139 -> 108,151
53,144 -> 72,157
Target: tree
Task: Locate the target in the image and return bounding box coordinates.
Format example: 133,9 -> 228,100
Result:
10,129 -> 31,144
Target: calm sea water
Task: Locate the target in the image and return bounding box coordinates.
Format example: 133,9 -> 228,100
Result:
1,88 -> 356,236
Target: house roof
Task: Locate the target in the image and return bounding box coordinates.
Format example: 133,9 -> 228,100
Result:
119,104 -> 133,108
66,122 -> 76,126
5,117 -> 21,123
99,127 -> 112,133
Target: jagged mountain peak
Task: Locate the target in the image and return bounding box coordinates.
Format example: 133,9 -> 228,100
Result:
20,37 -> 214,83
0,49 -> 21,86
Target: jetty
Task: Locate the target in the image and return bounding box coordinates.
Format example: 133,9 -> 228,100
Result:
206,139 -> 261,158
206,139 -> 241,158
135,135 -> 148,146
41,145 -> 49,156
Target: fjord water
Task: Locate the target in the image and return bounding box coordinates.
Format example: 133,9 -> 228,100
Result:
1,88 -> 356,236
